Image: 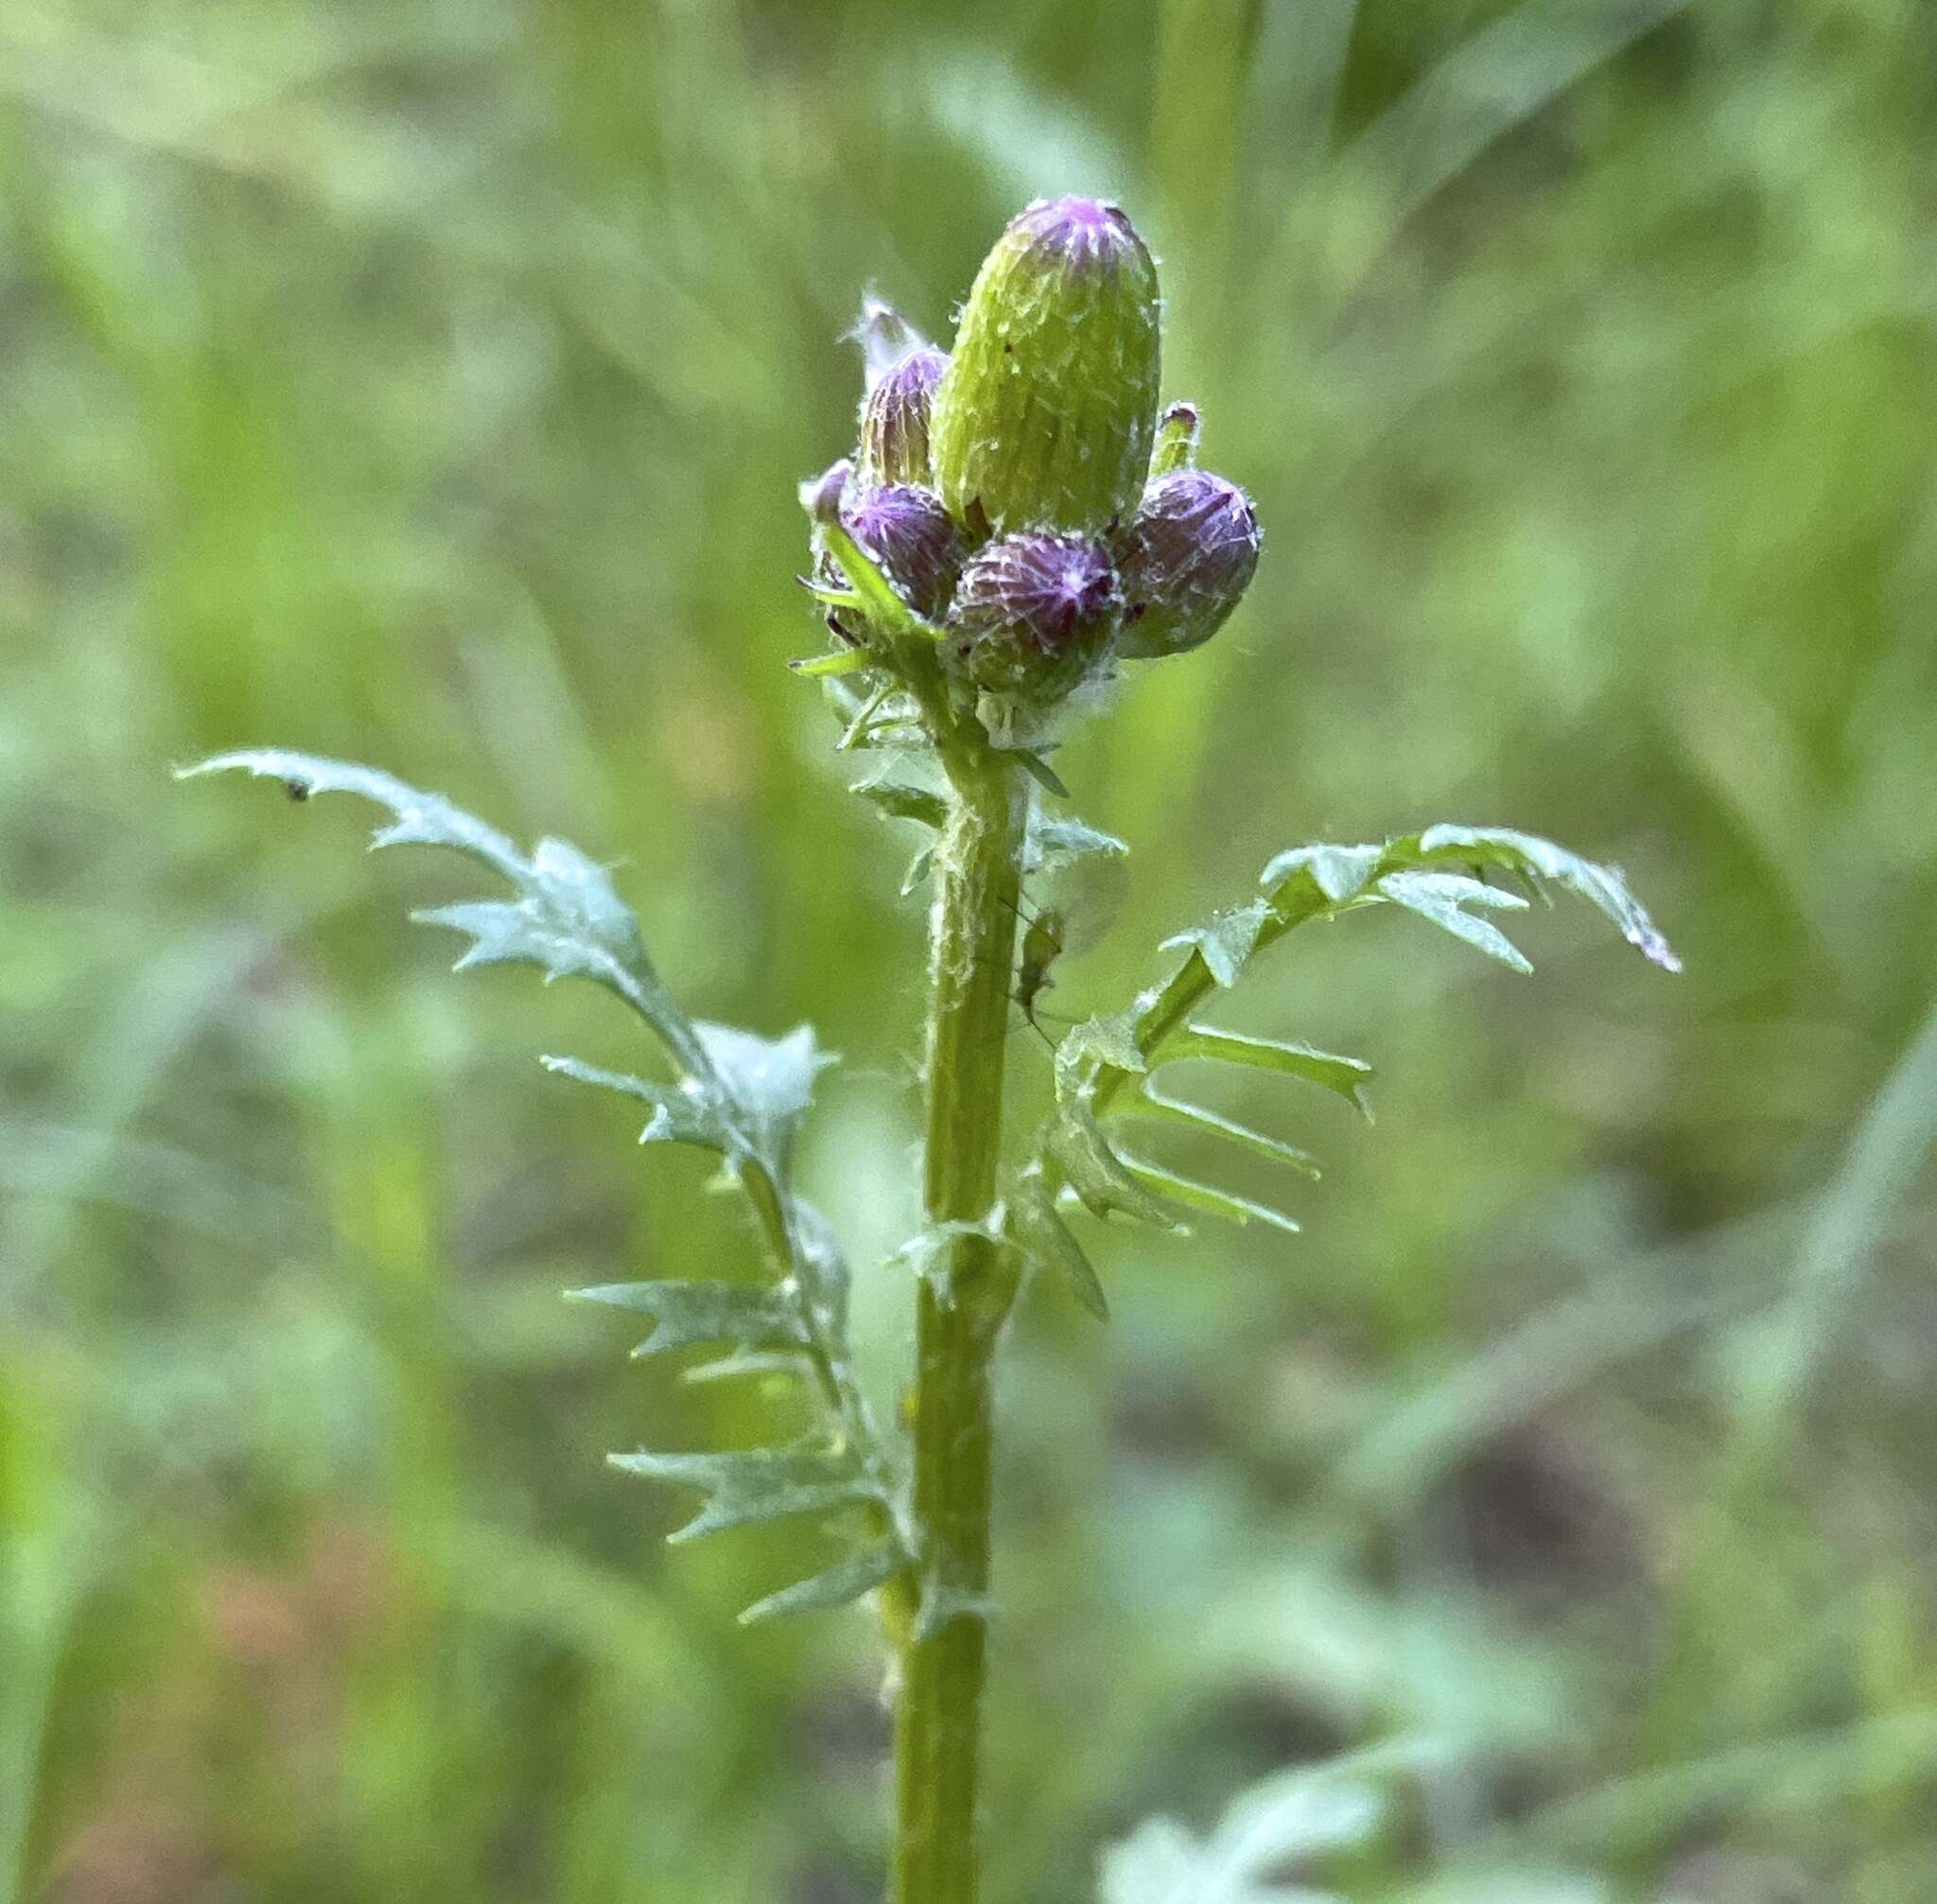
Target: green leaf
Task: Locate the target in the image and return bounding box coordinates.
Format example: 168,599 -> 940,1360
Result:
693,1022 -> 837,1152
1116,1152 -> 1301,1236
790,646 -> 872,678
1047,1099 -> 1190,1231
680,1349 -> 812,1388
851,777 -> 947,830
1100,1768 -> 1384,1904
540,1054 -> 726,1149
738,1544 -> 906,1626
1160,899 -> 1273,987
1007,1170 -> 1109,1320
1008,748 -> 1072,800
820,520 -> 932,638
1161,1025 -> 1373,1118
609,1445 -> 881,1545
1259,840 -> 1385,905
179,751 -> 694,1057
1123,1086 -> 1322,1179
1375,868 -> 1533,974
567,1280 -> 808,1360
1027,814 -> 1129,873
1406,824 -> 1681,971
1058,1009 -> 1147,1083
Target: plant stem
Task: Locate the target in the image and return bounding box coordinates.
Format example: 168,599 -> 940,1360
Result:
890,743 -> 1028,1904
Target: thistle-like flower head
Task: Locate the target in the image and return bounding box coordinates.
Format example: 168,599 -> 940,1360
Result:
943,531 -> 1120,699
860,346 -> 948,488
930,197 -> 1161,538
1114,469 -> 1261,659
842,482 -> 965,620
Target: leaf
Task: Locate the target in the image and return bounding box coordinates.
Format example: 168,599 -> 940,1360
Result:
1058,1009 -> 1147,1083
1123,1086 -> 1322,1179
1115,1152 -> 1302,1237
1048,1099 -> 1190,1231
1258,841 -> 1385,905
1406,824 -> 1681,971
1160,1026 -> 1373,1119
1375,868 -> 1533,974
1161,899 -> 1274,987
820,520 -> 932,638
1028,815 -> 1129,873
608,1445 -> 881,1545
738,1543 -> 906,1626
1009,747 -> 1072,800
1008,1171 -> 1109,1320
790,646 -> 872,678
1100,1768 -> 1384,1904
540,1054 -> 727,1149
693,1022 -> 837,1152
179,751 -> 693,1057
567,1280 -> 808,1360
852,777 -> 947,830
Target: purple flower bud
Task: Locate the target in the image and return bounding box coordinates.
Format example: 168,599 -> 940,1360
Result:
840,482 -> 965,620
943,532 -> 1120,699
859,345 -> 948,488
1114,470 -> 1260,659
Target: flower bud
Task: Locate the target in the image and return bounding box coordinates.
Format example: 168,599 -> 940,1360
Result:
859,346 -> 947,488
1150,401 -> 1200,476
1113,470 -> 1260,659
799,457 -> 852,528
931,197 -> 1161,537
943,532 -> 1119,699
842,483 -> 964,620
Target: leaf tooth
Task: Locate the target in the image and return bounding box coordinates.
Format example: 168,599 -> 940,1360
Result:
738,1545 -> 906,1625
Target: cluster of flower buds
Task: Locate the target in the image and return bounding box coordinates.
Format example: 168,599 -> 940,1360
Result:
804,198 -> 1260,707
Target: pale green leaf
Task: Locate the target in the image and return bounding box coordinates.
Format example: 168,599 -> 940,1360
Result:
1008,1171 -> 1109,1320
1123,1086 -> 1322,1179
1047,1100 -> 1190,1231
738,1544 -> 905,1625
1376,869 -> 1533,974
1058,1010 -> 1147,1084
567,1280 -> 808,1360
1161,1026 -> 1373,1118
1028,815 -> 1129,873
1161,900 -> 1274,988
693,1022 -> 837,1152
1259,841 -> 1384,905
540,1054 -> 725,1148
851,777 -> 947,830
609,1445 -> 881,1545
1116,1152 -> 1302,1236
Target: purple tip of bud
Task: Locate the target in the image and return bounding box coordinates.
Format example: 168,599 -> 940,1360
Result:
1115,470 -> 1261,659
1011,196 -> 1144,276
799,458 -> 852,526
945,531 -> 1119,698
840,483 -> 964,620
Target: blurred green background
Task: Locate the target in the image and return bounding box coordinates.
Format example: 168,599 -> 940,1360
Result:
5,0 -> 1935,1898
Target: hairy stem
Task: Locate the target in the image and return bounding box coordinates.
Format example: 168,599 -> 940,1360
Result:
890,743 -> 1028,1904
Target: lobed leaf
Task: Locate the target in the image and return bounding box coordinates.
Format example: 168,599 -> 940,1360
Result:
1122,1086 -> 1322,1179
738,1543 -> 907,1626
1375,869 -> 1533,974
567,1280 -> 808,1361
1160,900 -> 1274,988
609,1445 -> 882,1545
540,1054 -> 727,1149
1160,1026 -> 1373,1119
1115,1151 -> 1302,1237
851,777 -> 948,830
693,1021 -> 837,1155
1007,1170 -> 1109,1320
1047,1099 -> 1190,1232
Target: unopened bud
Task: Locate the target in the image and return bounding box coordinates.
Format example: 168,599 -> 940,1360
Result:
931,197 -> 1161,537
799,457 -> 852,527
842,483 -> 964,620
942,532 -> 1119,699
859,346 -> 947,488
1114,470 -> 1260,659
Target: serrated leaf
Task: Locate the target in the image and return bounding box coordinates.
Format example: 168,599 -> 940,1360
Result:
1115,1152 -> 1301,1236
694,1022 -> 837,1152
1376,868 -> 1534,974
1124,1087 -> 1322,1179
851,777 -> 947,830
566,1280 -> 808,1360
1259,841 -> 1385,904
1407,824 -> 1681,971
1163,1026 -> 1372,1118
738,1543 -> 905,1625
180,751 -> 691,1054
540,1055 -> 726,1148
1100,1769 -> 1383,1904
1161,900 -> 1274,987
1047,1100 -> 1190,1231
609,1445 -> 881,1544
1008,1172 -> 1109,1319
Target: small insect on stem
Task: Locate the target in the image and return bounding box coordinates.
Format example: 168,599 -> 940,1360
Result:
999,894 -> 1068,1048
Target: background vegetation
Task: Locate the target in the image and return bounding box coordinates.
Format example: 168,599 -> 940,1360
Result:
5,0 -> 1934,1897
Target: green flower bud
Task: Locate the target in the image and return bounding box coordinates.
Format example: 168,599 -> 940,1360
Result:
931,197 -> 1161,538
1114,470 -> 1260,660
859,346 -> 947,488
942,531 -> 1119,700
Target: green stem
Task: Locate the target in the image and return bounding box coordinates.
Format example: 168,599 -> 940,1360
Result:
890,744 -> 1028,1904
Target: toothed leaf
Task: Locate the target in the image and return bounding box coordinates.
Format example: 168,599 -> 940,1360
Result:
1115,1152 -> 1301,1236
1027,815 -> 1128,873
1160,899 -> 1273,987
540,1055 -> 727,1149
693,1022 -> 836,1153
1376,868 -> 1533,973
567,1280 -> 808,1360
1163,1025 -> 1372,1117
1259,840 -> 1385,904
1058,1010 -> 1147,1085
610,1446 -> 881,1545
738,1544 -> 906,1625
1124,1086 -> 1322,1179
